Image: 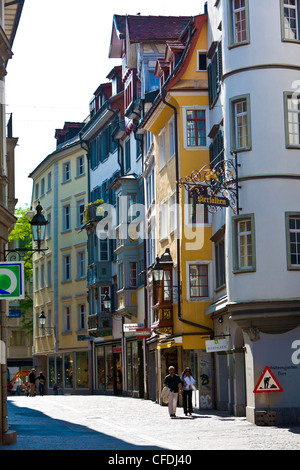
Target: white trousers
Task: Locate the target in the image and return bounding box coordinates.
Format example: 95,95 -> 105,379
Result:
168,391 -> 178,416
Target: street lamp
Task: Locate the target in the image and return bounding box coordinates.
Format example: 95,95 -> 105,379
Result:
39,311 -> 46,328
152,256 -> 164,281
29,202 -> 49,252
103,291 -> 111,310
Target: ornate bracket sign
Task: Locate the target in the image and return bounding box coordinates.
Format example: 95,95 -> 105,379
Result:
178,151 -> 241,215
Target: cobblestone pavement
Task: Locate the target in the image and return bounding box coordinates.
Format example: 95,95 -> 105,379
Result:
1,395 -> 299,452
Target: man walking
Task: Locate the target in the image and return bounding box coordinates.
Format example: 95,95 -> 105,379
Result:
163,366 -> 182,418
29,368 -> 36,397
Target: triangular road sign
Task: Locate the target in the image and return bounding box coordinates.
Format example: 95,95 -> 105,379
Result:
253,366 -> 283,393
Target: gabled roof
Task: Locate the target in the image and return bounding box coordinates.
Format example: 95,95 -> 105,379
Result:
109,13 -> 193,58
126,15 -> 193,43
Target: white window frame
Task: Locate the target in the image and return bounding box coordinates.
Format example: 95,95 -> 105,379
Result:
284,92 -> 300,148
159,199 -> 168,240
63,161 -> 71,182
237,218 -> 253,269
281,0 -> 300,41
168,117 -> 175,159
76,198 -> 85,227
77,303 -> 86,330
63,253 -> 71,281
63,204 -> 71,231
76,250 -> 86,279
158,128 -> 166,170
76,155 -> 85,177
183,106 -> 209,150
186,260 -> 213,301
63,305 -> 72,332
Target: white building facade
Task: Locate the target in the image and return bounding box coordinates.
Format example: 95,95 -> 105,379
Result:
206,0 -> 300,424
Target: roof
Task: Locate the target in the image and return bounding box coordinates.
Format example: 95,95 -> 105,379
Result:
4,0 -> 25,48
126,15 -> 193,43
109,14 -> 193,58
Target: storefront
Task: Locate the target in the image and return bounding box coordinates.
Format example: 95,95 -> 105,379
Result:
47,350 -> 89,394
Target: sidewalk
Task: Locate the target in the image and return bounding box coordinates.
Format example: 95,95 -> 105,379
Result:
1,395 -> 300,451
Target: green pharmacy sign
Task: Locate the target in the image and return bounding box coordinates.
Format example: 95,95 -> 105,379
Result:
0,262 -> 25,300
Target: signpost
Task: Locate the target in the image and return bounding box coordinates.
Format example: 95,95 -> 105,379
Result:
0,262 -> 25,300
253,366 -> 283,394
205,338 -> 229,353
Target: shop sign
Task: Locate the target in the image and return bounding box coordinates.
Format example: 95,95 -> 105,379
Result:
123,323 -> 143,332
194,193 -> 229,207
135,328 -> 151,338
206,338 -> 229,353
8,309 -> 21,318
0,262 -> 24,300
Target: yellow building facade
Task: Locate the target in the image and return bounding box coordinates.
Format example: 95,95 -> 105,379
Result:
141,14 -> 215,409
29,124 -> 90,393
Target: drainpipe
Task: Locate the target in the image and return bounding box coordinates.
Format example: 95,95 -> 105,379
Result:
161,95 -> 213,337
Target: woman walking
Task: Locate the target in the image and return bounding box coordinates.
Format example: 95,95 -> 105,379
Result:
181,367 -> 196,416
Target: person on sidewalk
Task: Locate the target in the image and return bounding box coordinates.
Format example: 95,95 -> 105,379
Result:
181,367 -> 196,416
36,371 -> 46,396
29,368 -> 36,397
163,366 -> 182,418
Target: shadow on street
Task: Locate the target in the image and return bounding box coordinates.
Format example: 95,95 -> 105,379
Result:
1,398 -> 164,451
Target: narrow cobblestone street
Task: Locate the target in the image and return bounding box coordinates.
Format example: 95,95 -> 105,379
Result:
1,395 -> 299,452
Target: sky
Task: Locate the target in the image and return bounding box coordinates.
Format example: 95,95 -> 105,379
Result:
5,0 -> 205,208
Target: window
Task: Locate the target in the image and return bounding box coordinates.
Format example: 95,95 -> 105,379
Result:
78,304 -> 86,330
186,191 -> 209,225
284,93 -> 300,147
129,262 -> 137,287
232,214 -> 256,272
40,178 -> 45,197
128,193 -> 137,223
163,270 -> 172,301
158,129 -> 166,169
77,155 -> 85,176
63,204 -> 71,231
47,260 -> 52,286
47,172 -> 52,191
76,250 -> 85,278
198,52 -> 207,71
148,71 -> 160,92
47,212 -> 51,238
281,0 -> 300,41
228,0 -> 250,46
160,200 -> 168,240
168,119 -> 175,159
208,41 -> 222,107
186,110 -> 206,147
215,238 -> 226,289
63,306 -> 71,332
170,192 -> 177,234
189,264 -> 209,298
286,213 -> 300,269
77,199 -> 85,227
63,162 -> 71,182
99,238 -> 109,261
118,263 -> 124,290
40,264 -> 45,288
125,138 -> 131,173
63,254 -> 71,281
230,95 -> 251,151
35,183 -> 39,200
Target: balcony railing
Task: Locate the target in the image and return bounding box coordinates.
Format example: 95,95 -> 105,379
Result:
87,262 -> 112,286
88,313 -> 113,338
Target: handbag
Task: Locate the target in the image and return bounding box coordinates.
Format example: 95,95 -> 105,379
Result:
161,386 -> 170,404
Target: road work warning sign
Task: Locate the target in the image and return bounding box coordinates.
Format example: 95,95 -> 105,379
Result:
253,366 -> 283,393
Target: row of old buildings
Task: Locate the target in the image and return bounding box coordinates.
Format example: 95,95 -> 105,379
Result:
18,0 -> 300,428
0,0 -> 25,446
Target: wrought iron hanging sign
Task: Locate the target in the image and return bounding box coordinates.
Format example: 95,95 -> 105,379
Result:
178,150 -> 241,215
